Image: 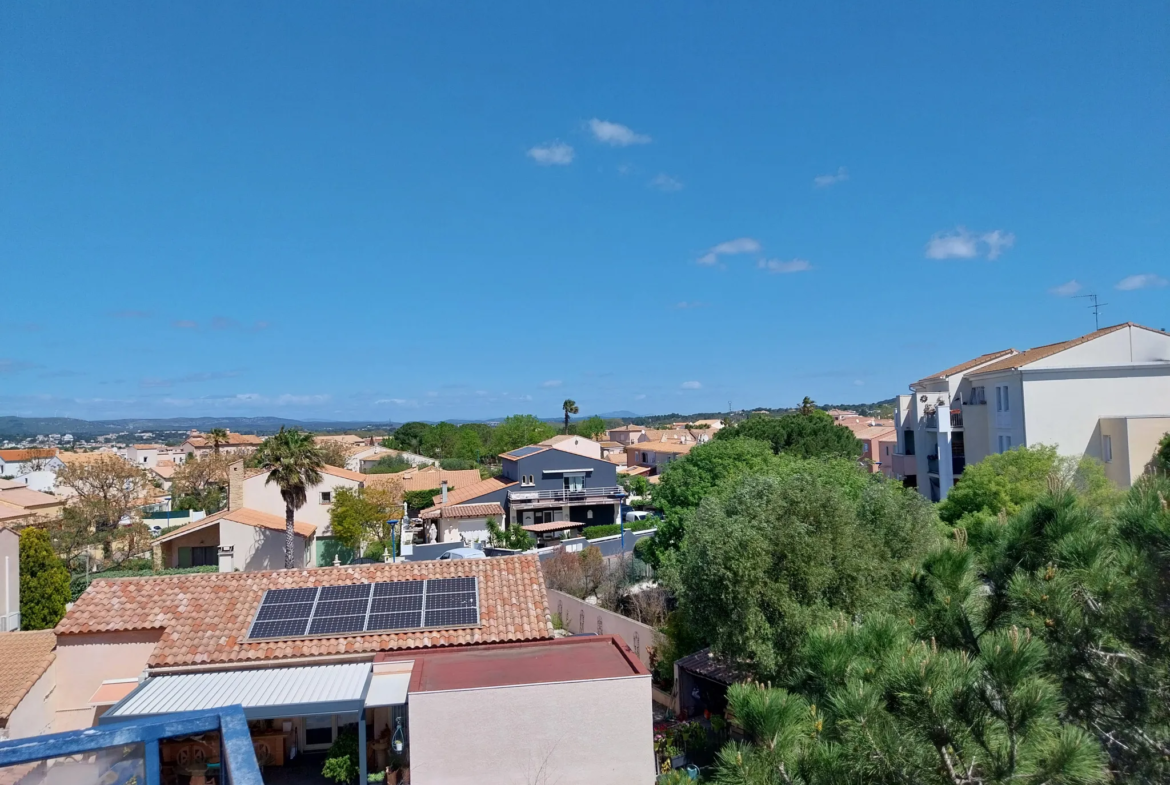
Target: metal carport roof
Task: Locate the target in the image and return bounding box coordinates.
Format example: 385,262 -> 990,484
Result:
102,663 -> 372,722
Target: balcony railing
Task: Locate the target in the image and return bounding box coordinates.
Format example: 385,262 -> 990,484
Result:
508,486 -> 626,505
927,455 -> 939,474
950,409 -> 964,429
924,412 -> 938,430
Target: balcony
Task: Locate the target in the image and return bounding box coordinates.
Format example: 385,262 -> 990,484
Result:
890,452 -> 917,477
927,455 -> 939,475
953,455 -> 966,475
508,486 -> 626,507
950,409 -> 964,429
924,412 -> 938,430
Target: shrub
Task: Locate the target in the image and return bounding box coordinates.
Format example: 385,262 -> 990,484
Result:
321,729 -> 359,784
403,488 -> 440,511
366,456 -> 414,474
439,458 -> 476,471
20,528 -> 70,630
551,613 -> 564,630
582,519 -> 657,540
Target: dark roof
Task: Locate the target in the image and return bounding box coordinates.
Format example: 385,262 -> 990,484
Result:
674,647 -> 746,686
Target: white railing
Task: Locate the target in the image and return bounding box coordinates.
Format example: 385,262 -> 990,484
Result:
0,612 -> 20,632
508,486 -> 626,504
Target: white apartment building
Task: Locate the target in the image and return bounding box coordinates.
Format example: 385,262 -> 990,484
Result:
893,323 -> 1170,501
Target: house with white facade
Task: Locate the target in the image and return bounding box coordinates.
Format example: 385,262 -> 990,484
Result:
0,449 -> 64,493
893,323 -> 1170,501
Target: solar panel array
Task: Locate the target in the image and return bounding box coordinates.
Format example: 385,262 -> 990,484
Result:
247,578 -> 480,640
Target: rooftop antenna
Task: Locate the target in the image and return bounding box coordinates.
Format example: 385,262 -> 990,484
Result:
1075,293 -> 1108,331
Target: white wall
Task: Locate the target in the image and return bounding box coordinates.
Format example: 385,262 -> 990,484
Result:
1,529 -> 18,631
438,517 -> 489,545
1021,367 -> 1170,460
1028,325 -> 1170,369
6,660 -> 57,739
219,519 -> 309,571
243,471 -> 362,537
549,438 -> 602,460
408,676 -> 654,785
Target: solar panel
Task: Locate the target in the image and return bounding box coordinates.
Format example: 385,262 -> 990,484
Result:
505,445 -> 544,458
247,577 -> 480,640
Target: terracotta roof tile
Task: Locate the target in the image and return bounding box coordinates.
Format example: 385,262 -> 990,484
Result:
0,487 -> 63,510
185,433 -> 264,448
154,508 -> 316,542
0,449 -> 57,463
914,349 -> 1017,386
430,476 -> 517,507
366,469 -> 483,493
57,556 -> 552,668
0,631 -> 55,722
625,441 -> 695,455
967,323 -> 1152,376
420,502 -> 505,520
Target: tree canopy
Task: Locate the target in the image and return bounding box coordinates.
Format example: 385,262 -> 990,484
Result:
490,414 -> 557,455
20,527 -> 70,630
715,411 -> 862,460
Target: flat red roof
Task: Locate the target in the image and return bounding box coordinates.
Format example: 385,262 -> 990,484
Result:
390,636 -> 648,693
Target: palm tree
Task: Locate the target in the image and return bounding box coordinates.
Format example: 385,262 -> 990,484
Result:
562,399 -> 579,434
207,428 -> 230,455
254,427 -> 324,569
799,396 -> 816,416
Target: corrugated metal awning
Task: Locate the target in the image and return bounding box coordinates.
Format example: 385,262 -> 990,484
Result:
105,663 -> 372,721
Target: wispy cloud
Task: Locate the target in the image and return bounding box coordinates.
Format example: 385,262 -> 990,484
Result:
634,393 -> 647,400
541,380 -> 563,388
680,381 -> 702,390
0,359 -> 40,375
925,227 -> 1015,260
588,119 -> 651,147
1115,273 -> 1168,291
675,301 -> 707,309
140,371 -> 242,389
375,398 -> 415,406
758,258 -> 812,274
527,141 -> 574,166
1050,280 -> 1083,297
173,320 -> 199,329
813,167 -> 848,188
698,237 -> 761,266
649,173 -> 683,192
111,310 -> 151,319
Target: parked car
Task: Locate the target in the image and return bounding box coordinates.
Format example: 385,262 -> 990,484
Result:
624,511 -> 650,523
438,548 -> 486,560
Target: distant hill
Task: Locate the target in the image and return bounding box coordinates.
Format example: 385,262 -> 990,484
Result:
0,416 -> 393,440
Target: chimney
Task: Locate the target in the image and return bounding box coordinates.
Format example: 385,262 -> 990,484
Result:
441,480 -> 448,504
228,459 -> 244,511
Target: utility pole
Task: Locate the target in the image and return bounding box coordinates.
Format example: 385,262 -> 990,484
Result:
1075,293 -> 1108,331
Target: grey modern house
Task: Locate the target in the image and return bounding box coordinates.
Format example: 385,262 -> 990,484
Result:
426,442 -> 625,539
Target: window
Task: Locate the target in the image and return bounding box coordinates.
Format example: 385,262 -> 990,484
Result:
1002,386 -> 1009,411
177,545 -> 217,568
521,474 -> 534,486
903,431 -> 915,456
970,386 -> 986,404
1102,434 -> 1113,463
586,510 -> 593,519
641,452 -> 649,463
996,386 -> 1003,411
319,491 -> 332,504
564,475 -> 585,492
142,457 -> 148,463
998,435 -> 1013,454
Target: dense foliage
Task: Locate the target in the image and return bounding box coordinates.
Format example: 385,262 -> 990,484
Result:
328,484 -> 404,556
716,410 -> 862,460
20,527 -> 70,629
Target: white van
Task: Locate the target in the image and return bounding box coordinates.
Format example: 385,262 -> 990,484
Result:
624,511 -> 650,524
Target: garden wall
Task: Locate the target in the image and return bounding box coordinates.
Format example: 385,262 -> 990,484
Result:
548,588 -> 662,670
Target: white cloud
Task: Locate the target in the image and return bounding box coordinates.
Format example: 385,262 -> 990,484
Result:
758,258 -> 812,274
541,380 -> 563,388
680,381 -> 702,390
1049,280 -> 1083,297
588,118 -> 651,146
375,398 -> 410,405
1115,273 -> 1168,291
634,394 -> 646,400
527,142 -> 574,166
698,237 -> 762,266
650,173 -> 684,192
275,394 -> 329,405
853,379 -> 865,386
925,227 -> 1015,260
813,167 -> 848,188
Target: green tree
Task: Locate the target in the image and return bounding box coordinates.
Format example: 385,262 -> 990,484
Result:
799,395 -> 816,415
255,427 -> 325,569
562,399 -> 579,434
421,421 -> 459,460
664,463 -> 939,677
715,412 -> 861,460
20,527 -> 70,629
453,424 -> 488,462
571,415 -> 608,440
329,485 -> 403,558
206,427 -> 229,455
1152,431 -> 1170,474
384,421 -> 430,453
490,414 -> 557,455
366,455 -> 414,474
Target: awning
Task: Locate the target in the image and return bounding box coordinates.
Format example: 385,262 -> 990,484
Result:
365,672 -> 411,707
103,663 -> 372,722
89,679 -> 139,707
521,520 -> 582,533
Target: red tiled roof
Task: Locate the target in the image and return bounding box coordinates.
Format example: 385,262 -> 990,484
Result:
420,502 -> 505,520
366,468 -> 484,493
0,449 -> 57,463
185,433 -> 264,448
430,476 -> 516,507
57,555 -> 552,668
244,464 -> 367,484
967,323 -> 1152,375
0,487 -> 63,510
154,507 -> 317,542
0,631 -> 55,722
914,349 -> 1017,385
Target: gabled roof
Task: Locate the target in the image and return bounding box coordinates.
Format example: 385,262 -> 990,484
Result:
914,349 -> 1017,386
57,555 -> 552,668
367,468 -> 483,493
0,449 -> 57,462
0,631 -> 55,723
244,464 -> 366,484
967,323 -> 1157,376
420,502 -> 505,520
626,441 -> 694,455
154,507 -> 317,543
430,475 -> 517,507
56,451 -> 115,465
184,433 -> 264,448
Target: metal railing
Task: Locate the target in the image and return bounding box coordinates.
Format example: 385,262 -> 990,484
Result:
508,486 -> 626,504
950,409 -> 964,428
924,412 -> 939,429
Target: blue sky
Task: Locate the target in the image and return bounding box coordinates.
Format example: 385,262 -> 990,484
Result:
2,2 -> 1167,422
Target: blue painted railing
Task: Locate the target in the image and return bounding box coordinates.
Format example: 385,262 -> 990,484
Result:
0,705 -> 262,785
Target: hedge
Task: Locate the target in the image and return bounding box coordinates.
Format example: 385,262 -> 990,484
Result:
70,565 -> 217,601
582,519 -> 657,540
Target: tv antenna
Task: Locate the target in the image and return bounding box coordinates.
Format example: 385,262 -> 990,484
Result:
1075,293 -> 1108,331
